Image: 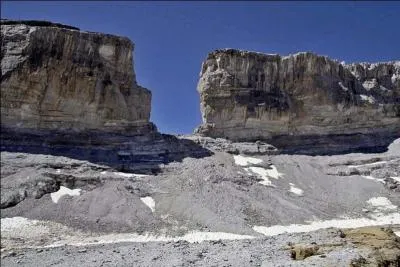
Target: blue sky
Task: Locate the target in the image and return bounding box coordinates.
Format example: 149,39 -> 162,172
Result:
2,1 -> 399,134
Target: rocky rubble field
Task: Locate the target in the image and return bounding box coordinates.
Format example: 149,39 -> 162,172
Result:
1,137 -> 400,266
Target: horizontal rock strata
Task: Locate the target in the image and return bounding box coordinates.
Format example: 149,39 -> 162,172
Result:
1,19 -> 155,135
196,49 -> 400,154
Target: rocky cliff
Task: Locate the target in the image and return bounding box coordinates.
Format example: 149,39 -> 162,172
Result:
1,20 -> 155,135
196,49 -> 400,153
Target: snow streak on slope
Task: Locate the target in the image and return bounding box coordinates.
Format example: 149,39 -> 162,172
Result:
141,197 -> 156,212
253,212 -> 400,236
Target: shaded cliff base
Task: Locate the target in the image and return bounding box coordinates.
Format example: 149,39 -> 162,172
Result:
0,128 -> 213,176
196,125 -> 400,155
263,132 -> 399,155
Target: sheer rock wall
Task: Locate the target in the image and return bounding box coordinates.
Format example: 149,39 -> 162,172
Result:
1,20 -> 155,135
196,49 -> 400,153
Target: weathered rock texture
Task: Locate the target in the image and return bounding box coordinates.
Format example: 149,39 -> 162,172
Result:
196,49 -> 400,153
1,20 -> 155,134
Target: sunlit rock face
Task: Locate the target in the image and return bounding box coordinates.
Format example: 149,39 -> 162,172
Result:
1,20 -> 155,135
196,49 -> 400,154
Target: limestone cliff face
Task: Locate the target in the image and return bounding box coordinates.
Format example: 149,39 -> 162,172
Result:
196,49 -> 400,152
1,20 -> 155,134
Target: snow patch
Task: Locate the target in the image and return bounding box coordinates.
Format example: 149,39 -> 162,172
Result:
262,165 -> 283,179
2,219 -> 256,248
245,165 -> 283,187
245,167 -> 274,187
253,212 -> 400,237
367,197 -> 397,211
289,183 -> 304,196
1,219 -> 256,248
1,217 -> 38,232
233,155 -> 263,166
44,231 -> 256,248
395,231 -> 400,237
140,196 -> 155,212
175,231 -> 255,243
50,186 -> 81,204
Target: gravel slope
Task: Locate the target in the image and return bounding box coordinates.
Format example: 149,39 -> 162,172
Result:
1,137 -> 399,266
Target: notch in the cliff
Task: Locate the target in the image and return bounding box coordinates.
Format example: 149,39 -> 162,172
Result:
0,19 -> 80,31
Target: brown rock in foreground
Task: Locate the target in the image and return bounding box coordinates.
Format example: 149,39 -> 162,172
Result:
1,19 -> 155,135
346,227 -> 400,267
196,49 -> 400,154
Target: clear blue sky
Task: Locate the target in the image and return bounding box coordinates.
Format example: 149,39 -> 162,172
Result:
2,1 -> 399,134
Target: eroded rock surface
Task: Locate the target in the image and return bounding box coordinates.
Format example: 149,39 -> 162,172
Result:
196,49 -> 400,154
1,19 -> 154,134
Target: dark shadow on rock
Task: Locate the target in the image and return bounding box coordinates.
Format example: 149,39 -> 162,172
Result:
267,132 -> 399,156
0,128 -> 214,174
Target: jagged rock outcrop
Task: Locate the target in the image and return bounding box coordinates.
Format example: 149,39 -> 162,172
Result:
196,49 -> 400,154
1,19 -> 155,135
